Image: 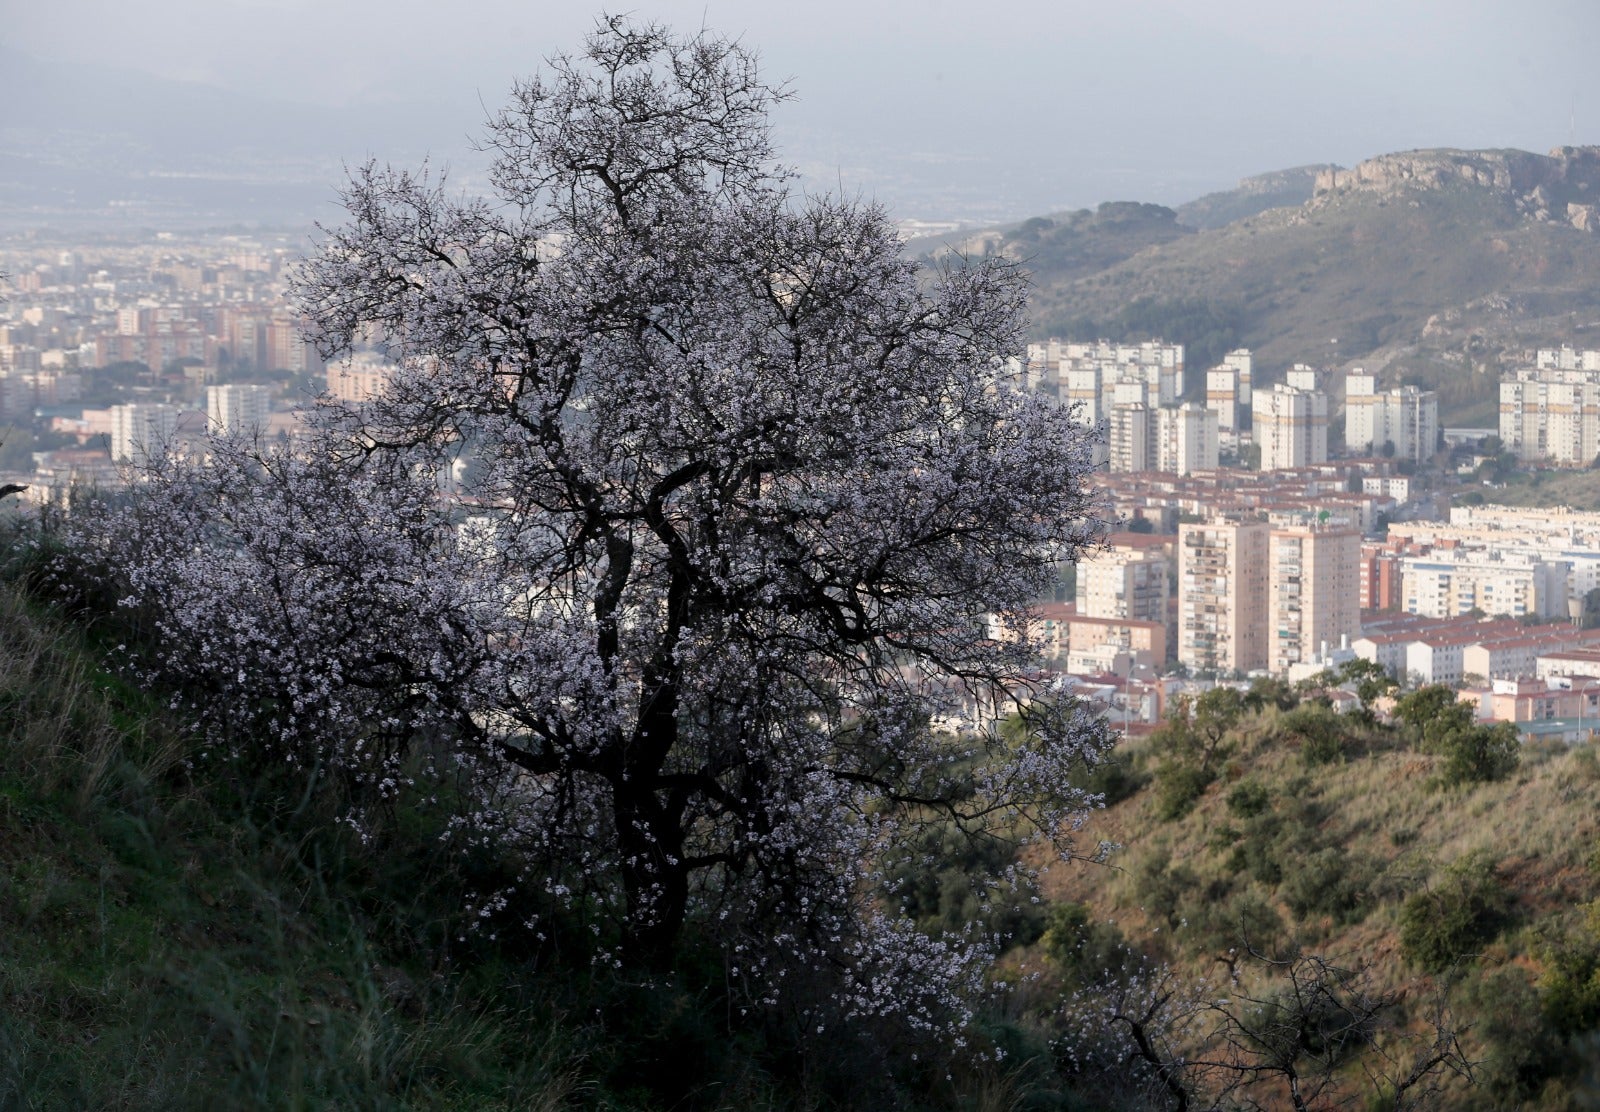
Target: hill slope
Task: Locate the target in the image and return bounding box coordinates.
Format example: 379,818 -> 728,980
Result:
954,146 -> 1600,378
1174,164 -> 1332,230
1037,689 -> 1600,1108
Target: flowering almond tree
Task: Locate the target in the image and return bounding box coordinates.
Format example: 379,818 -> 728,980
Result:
91,18 -> 1109,1026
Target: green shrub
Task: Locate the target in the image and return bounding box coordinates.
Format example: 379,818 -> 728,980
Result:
1228,811 -> 1288,886
1537,902 -> 1600,1038
1154,760 -> 1213,820
885,821 -> 1046,944
1226,794 -> 1325,888
1183,885 -> 1286,957
1456,965 -> 1565,1105
1281,702 -> 1351,766
1400,853 -> 1511,972
1280,845 -> 1374,926
1437,721 -> 1520,786
1041,902 -> 1137,988
1226,779 -> 1270,818
1069,747 -> 1147,806
1132,851 -> 1200,933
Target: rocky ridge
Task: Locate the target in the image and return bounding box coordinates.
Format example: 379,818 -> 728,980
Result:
1313,146 -> 1600,231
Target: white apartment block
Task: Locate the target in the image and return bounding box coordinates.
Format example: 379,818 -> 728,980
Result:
1267,527 -> 1360,675
1077,548 -> 1170,626
1203,349 -> 1253,443
206,384 -> 272,437
1284,363 -> 1321,392
110,403 -> 179,466
1536,346 -> 1600,372
1108,401 -> 1218,475
1344,372 -> 1438,464
1400,550 -> 1571,620
1157,402 -> 1219,475
327,355 -> 396,404
1053,340 -> 1185,427
1108,402 -> 1150,473
1390,507 -> 1600,616
1253,383 -> 1329,471
1178,519 -> 1269,674
1206,367 -> 1240,439
1500,367 -> 1600,465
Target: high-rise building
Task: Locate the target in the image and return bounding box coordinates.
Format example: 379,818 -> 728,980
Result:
264,317 -> 324,375
1178,519 -> 1269,673
327,357 -> 396,403
207,384 -> 273,436
1253,383 -> 1328,471
1268,526 -> 1360,674
1077,547 -> 1170,626
1056,340 -> 1186,427
110,403 -> 179,466
1108,402 -> 1150,473
1156,401 -> 1219,475
1400,550 -> 1571,620
1500,366 -> 1600,465
1360,543 -> 1404,611
1345,371 -> 1439,463
1285,363 -> 1321,392
1205,349 -> 1253,444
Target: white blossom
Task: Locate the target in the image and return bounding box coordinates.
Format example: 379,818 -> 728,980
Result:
72,17 -> 1112,1036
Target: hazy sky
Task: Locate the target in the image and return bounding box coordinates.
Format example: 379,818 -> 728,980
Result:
7,0 -> 1600,221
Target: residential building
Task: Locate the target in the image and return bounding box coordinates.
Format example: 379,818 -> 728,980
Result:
327,356 -> 395,403
1178,519 -> 1269,673
1156,402 -> 1219,475
1253,383 -> 1328,471
1051,339 -> 1185,427
109,402 -> 179,466
1204,348 -> 1253,445
1108,402 -> 1151,473
1077,546 -> 1170,626
1500,364 -> 1600,465
206,384 -> 272,436
1345,371 -> 1439,464
1400,549 -> 1571,620
1268,526 -> 1360,674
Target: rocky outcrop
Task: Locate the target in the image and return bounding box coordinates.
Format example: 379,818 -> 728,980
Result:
1312,146 -> 1600,231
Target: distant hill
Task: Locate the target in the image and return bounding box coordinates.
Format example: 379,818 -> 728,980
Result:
942,146 -> 1600,414
1174,164 -> 1333,230
918,200 -> 1192,280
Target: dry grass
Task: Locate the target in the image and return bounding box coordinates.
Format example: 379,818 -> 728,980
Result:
0,578 -> 597,1109
1035,703 -> 1600,1106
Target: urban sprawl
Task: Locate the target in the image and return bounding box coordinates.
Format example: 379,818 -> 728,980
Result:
5,232 -> 1600,742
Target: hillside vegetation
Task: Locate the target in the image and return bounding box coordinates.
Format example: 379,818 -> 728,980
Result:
14,508 -> 1600,1109
0,548 -> 930,1110
1034,681 -> 1600,1109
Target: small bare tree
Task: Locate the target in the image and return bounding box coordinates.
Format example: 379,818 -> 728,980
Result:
1059,945 -> 1472,1110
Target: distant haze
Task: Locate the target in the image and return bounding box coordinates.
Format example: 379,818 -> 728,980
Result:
6,0 -> 1600,225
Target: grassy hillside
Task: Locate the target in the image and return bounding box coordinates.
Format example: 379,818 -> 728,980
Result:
1032,182 -> 1600,371
0,535 -> 1076,1111
3,558 -> 932,1111
1036,686 -> 1600,1108
0,576 -> 595,1108
14,513 -> 1600,1108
